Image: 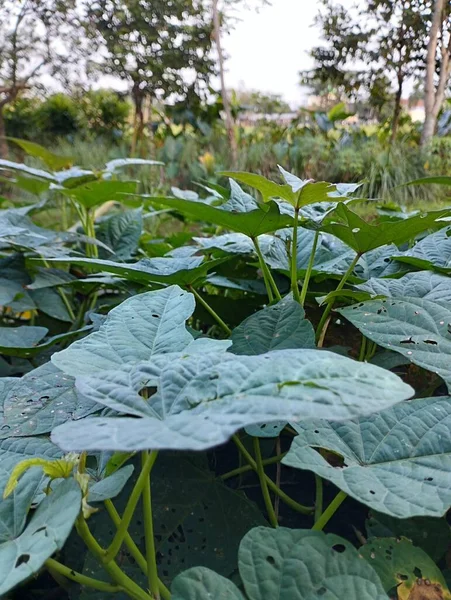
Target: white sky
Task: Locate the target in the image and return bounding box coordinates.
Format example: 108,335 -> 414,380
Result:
221,0 -> 331,108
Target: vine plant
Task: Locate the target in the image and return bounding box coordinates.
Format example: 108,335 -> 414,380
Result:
1,146 -> 451,599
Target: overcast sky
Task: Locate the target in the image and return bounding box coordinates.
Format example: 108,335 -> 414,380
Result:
221,0 -> 329,108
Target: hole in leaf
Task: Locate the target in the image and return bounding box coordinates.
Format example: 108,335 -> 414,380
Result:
424,477 -> 433,482
151,314 -> 160,318
32,526 -> 47,535
423,339 -> 438,345
397,573 -> 409,581
15,554 -> 30,567
39,396 -> 50,401
413,567 -> 422,578
266,555 -> 276,565
317,587 -> 327,596
332,544 -> 346,553
369,490 -> 376,495
314,430 -> 319,433
139,386 -> 157,399
400,337 -> 416,345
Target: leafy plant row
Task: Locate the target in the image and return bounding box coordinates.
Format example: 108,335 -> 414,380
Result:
1,142 -> 451,599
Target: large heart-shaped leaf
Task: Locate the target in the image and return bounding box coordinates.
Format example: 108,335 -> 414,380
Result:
0,362 -> 98,438
338,295 -> 451,389
283,397 -> 451,517
360,537 -> 451,599
51,349 -> 412,452
147,196 -> 294,237
173,527 -> 388,599
0,478 -> 81,596
52,286 -> 195,376
229,296 -> 315,355
322,203 -> 451,253
393,226 -> 451,272
44,255 -> 223,286
366,512 -> 451,562
60,180 -> 138,209
96,208 -> 143,260
357,271 -> 451,302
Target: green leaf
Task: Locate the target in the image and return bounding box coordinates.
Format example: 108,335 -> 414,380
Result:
0,468 -> 44,543
0,363 -> 98,438
147,196 -> 294,237
104,158 -> 163,173
237,527 -> 387,599
338,295 -> 451,390
230,296 -> 315,355
366,512 -> 451,563
283,396 -> 451,517
44,256 -> 224,286
96,208 -> 143,260
51,349 -> 412,452
51,286 -> 195,376
0,326 -> 48,349
0,437 -> 62,493
60,180 -> 138,209
173,527 -> 388,599
357,271 -> 451,302
360,537 -> 451,599
405,176 -> 451,186
8,138 -> 73,171
172,567 -> 245,600
27,267 -> 76,290
322,203 -> 451,253
393,226 -> 451,272
0,159 -> 56,182
0,478 -> 81,597
0,325 -> 91,358
88,465 -> 134,503
220,171 -> 296,204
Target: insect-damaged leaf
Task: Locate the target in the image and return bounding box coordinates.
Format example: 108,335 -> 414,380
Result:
283,397 -> 451,518
338,295 -> 451,390
52,286 -> 195,376
360,537 -> 451,600
172,527 -> 388,600
51,349 -> 412,452
0,479 -> 81,596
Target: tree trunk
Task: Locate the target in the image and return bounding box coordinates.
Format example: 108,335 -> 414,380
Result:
0,106 -> 8,159
390,77 -> 403,142
212,0 -> 238,167
131,84 -> 145,157
421,0 -> 450,146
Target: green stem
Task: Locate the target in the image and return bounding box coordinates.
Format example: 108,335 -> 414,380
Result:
315,253 -> 361,345
105,451 -> 158,563
252,236 -> 281,302
76,517 -> 152,600
104,500 -> 171,600
220,453 -> 287,481
232,435 -> 313,515
45,558 -> 122,593
312,490 -> 347,532
300,230 -> 319,306
358,334 -> 367,362
253,438 -> 278,527
142,451 -> 160,599
314,475 -> 323,523
291,208 -> 301,302
189,286 -> 231,336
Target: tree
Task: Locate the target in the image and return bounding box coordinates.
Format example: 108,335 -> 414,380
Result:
85,0 -> 215,154
0,0 -> 79,157
304,0 -> 429,139
234,89 -> 292,114
421,0 -> 451,146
